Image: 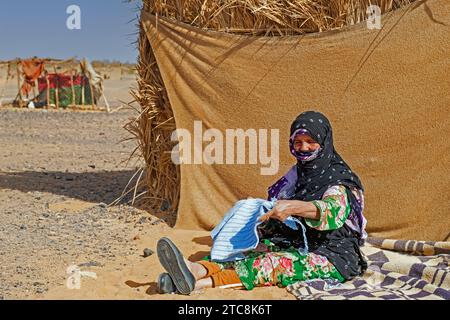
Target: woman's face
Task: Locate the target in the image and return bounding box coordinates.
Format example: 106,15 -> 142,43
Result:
293,134 -> 321,152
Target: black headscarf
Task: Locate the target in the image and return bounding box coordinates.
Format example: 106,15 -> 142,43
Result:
289,111 -> 364,201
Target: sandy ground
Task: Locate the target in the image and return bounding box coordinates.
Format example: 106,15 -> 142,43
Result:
42,227 -> 294,300
0,107 -> 143,299
0,106 -> 293,300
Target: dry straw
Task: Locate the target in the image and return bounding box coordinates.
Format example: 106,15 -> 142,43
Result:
125,0 -> 414,225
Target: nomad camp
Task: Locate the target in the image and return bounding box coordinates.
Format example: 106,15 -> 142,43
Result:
0,57 -> 109,111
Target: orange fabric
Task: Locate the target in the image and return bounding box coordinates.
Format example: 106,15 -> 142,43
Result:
20,59 -> 45,95
197,260 -> 222,278
211,270 -> 242,287
197,260 -> 241,287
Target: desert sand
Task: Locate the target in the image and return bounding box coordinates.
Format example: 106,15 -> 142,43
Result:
41,227 -> 295,300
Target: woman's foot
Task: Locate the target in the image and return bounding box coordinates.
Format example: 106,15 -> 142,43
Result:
156,272 -> 177,294
156,268 -> 212,293
157,237 -> 196,295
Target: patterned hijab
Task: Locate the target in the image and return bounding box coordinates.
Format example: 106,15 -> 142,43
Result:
289,111 -> 364,201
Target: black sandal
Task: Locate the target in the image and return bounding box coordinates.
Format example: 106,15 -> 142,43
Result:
157,237 -> 196,295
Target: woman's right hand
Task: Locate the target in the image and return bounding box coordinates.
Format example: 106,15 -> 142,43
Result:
259,200 -> 295,222
259,199 -> 320,221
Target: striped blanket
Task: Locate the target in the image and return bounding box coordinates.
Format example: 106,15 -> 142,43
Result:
210,198 -> 308,262
287,237 -> 450,300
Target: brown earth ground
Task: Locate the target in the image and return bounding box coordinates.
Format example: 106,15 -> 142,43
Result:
0,69 -> 294,300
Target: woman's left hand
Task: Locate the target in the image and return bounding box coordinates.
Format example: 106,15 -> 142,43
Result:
259,200 -> 295,222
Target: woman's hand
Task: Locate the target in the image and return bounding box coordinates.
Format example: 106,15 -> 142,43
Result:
259,200 -> 297,222
259,199 -> 320,222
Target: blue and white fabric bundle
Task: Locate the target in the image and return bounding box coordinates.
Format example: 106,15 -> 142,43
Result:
210,197 -> 309,262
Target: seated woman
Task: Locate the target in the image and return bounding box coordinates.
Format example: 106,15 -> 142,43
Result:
156,110 -> 368,294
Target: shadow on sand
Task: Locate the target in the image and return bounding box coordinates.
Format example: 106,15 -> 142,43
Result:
0,169 -> 141,205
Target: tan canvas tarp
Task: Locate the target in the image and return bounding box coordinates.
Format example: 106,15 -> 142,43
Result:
141,0 -> 450,241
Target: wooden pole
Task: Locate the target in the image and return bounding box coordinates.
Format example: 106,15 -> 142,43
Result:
45,73 -> 50,109
101,84 -> 110,113
81,76 -> 85,109
33,79 -> 37,100
88,79 -> 95,110
16,61 -> 23,108
53,64 -> 59,109
70,69 -> 75,109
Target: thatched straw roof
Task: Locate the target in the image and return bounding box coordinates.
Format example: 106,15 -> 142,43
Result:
126,0 -> 415,225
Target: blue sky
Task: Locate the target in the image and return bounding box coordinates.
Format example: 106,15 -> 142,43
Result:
0,0 -> 139,63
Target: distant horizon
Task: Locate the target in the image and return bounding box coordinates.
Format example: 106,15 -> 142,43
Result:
0,56 -> 137,65
0,0 -> 139,64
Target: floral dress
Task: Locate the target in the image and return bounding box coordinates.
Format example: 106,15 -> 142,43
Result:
208,184 -> 365,290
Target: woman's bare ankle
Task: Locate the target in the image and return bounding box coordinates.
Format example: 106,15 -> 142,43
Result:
194,277 -> 213,290
184,258 -> 207,280
192,262 -> 208,280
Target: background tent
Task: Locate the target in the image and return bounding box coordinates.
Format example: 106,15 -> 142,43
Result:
128,0 -> 449,241
7,58 -> 107,110
36,72 -> 95,107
